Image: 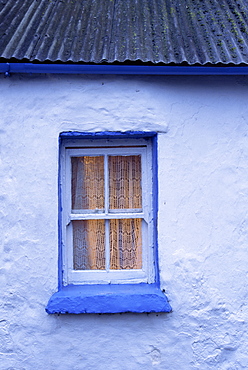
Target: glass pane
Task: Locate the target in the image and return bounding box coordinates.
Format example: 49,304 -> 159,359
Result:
71,156 -> 104,210
73,220 -> 105,270
109,155 -> 142,210
109,219 -> 142,269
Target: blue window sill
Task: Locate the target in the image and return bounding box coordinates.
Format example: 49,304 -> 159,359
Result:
46,283 -> 172,314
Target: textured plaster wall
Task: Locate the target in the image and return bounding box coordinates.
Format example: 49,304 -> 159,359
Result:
0,73 -> 248,370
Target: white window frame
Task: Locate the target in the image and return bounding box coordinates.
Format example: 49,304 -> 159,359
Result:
61,137 -> 155,285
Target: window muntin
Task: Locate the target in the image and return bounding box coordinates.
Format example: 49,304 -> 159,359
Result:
62,141 -> 153,285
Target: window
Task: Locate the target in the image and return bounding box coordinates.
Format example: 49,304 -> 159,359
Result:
46,132 -> 171,314
64,141 -> 152,284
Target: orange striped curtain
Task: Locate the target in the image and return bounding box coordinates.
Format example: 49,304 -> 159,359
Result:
72,156 -> 105,270
71,155 -> 142,270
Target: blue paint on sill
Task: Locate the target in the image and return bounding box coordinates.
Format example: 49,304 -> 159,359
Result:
46,283 -> 172,314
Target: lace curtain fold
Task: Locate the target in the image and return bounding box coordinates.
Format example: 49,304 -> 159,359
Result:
109,218 -> 142,269
72,156 -> 104,210
73,220 -> 105,270
109,155 -> 142,210
71,155 -> 142,270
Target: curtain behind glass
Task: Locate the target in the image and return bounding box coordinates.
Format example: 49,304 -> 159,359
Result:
71,155 -> 142,270
109,155 -> 142,210
71,156 -> 104,210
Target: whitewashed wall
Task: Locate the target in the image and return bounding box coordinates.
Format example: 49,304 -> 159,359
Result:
1,73 -> 248,369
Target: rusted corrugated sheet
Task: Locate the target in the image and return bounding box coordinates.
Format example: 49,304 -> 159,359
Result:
1,0 -> 248,64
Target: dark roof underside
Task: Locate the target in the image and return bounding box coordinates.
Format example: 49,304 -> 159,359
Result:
1,0 -> 248,65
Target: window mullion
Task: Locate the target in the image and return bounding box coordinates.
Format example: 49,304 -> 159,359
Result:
104,154 -> 110,271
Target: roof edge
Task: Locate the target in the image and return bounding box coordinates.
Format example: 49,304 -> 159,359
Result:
1,63 -> 248,76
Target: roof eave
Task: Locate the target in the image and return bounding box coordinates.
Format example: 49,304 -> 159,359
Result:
1,63 -> 248,76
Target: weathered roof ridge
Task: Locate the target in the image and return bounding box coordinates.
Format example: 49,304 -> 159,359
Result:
1,0 -> 248,65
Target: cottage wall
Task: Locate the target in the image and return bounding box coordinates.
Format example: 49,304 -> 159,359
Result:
1,74 -> 248,369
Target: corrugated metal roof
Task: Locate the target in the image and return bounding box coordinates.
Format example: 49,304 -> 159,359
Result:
1,0 -> 248,65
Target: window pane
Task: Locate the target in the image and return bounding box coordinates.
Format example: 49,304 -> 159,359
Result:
71,156 -> 104,210
109,155 -> 142,210
110,219 -> 142,269
73,220 -> 105,270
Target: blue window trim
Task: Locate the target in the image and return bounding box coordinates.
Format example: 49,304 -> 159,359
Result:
46,131 -> 171,314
